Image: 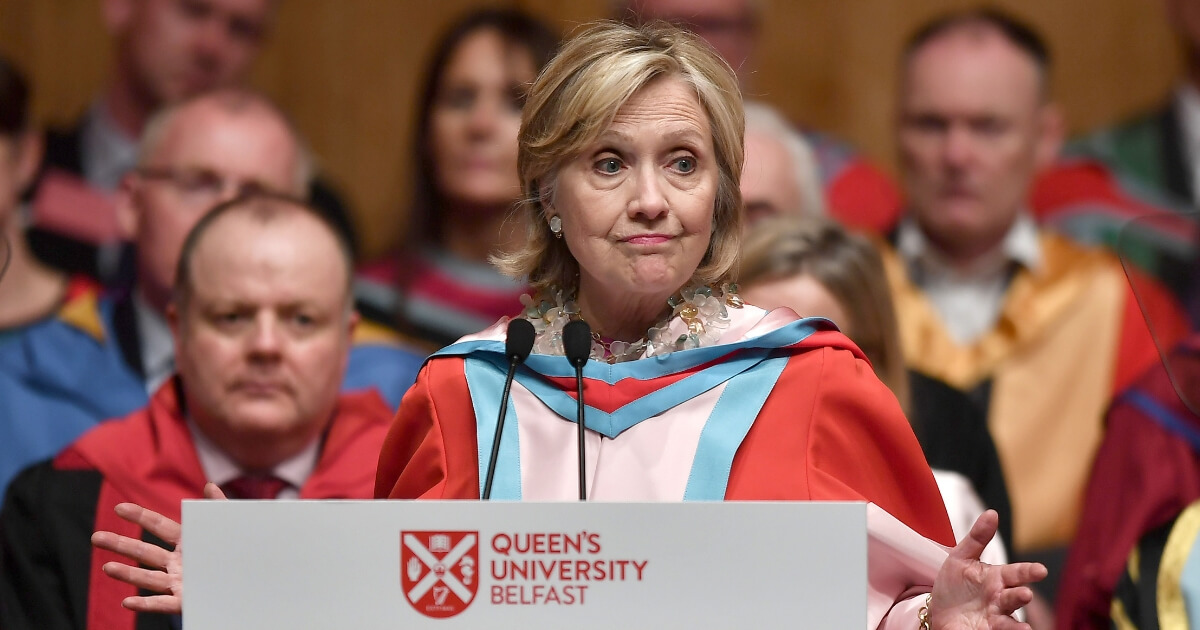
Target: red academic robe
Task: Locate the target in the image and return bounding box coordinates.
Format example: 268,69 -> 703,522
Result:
0,379 -> 394,630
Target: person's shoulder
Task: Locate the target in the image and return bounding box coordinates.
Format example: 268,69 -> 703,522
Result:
1040,231 -> 1127,277
2,456 -> 104,519
0,289 -> 105,379
1067,106 -> 1166,165
0,290 -> 141,400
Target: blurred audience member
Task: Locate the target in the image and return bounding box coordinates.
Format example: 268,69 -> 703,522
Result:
622,0 -> 904,232
27,0 -> 357,283
355,9 -> 559,348
740,216 -> 1012,555
1058,333 -> 1200,628
0,56 -> 83,341
0,194 -> 393,630
0,89 -> 421,502
741,100 -> 825,225
1108,496 -> 1200,629
1045,0 -> 1199,306
882,8 -> 1188,595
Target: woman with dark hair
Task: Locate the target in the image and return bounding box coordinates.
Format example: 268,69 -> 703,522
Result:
356,9 -> 560,348
0,55 -> 72,341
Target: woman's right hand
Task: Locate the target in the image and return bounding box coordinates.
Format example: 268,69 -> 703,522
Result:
929,510 -> 1047,629
89,482 -> 226,615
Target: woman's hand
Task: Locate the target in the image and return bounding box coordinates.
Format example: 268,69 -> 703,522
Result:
929,510 -> 1047,629
89,482 -> 226,614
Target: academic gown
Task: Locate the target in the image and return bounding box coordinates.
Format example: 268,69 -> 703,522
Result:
376,305 -> 959,629
0,380 -> 394,630
0,287 -> 425,502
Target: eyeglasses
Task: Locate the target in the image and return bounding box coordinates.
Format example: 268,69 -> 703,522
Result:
136,167 -> 279,205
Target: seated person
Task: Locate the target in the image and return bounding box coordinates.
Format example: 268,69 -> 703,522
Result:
1109,497 -> 1200,629
740,100 -> 826,225
0,193 -> 394,630
27,0 -> 356,283
0,90 -> 423,501
881,9 -> 1188,590
1058,334 -> 1200,628
0,54 -> 83,342
355,9 -> 559,349
740,215 -> 1013,557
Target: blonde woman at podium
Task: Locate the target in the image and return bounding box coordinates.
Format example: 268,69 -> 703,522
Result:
94,20 -> 1045,629
373,20 -> 1045,630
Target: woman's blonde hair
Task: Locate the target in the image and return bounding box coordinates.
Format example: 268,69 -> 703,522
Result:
740,216 -> 912,414
493,20 -> 745,293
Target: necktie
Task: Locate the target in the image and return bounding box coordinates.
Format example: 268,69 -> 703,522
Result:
221,475 -> 290,500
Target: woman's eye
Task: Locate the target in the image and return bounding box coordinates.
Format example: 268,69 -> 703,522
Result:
672,156 -> 696,173
595,158 -> 622,175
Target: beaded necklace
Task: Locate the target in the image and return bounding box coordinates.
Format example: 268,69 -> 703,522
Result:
519,283 -> 744,364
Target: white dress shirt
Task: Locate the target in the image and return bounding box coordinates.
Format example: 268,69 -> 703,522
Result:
188,419 -> 320,501
1174,83 -> 1200,205
896,214 -> 1042,345
132,293 -> 175,394
80,101 -> 140,192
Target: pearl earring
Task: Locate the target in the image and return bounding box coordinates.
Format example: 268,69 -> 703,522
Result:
549,215 -> 562,238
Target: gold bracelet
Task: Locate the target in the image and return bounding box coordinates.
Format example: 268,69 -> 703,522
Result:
918,593 -> 932,630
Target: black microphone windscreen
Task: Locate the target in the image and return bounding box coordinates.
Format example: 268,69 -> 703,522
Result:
505,318 -> 536,363
562,320 -> 592,367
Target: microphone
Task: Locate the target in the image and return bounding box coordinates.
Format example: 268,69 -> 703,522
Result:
482,318 -> 536,500
563,320 -> 592,501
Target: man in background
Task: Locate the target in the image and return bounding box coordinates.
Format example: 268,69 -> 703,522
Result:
740,100 -> 826,224
881,8 -> 1187,605
0,88 -> 420,502
28,0 -> 356,281
0,194 -> 391,630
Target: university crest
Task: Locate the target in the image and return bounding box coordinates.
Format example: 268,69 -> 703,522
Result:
401,531 -> 480,618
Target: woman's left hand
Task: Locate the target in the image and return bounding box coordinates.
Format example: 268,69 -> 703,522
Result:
929,510 -> 1047,629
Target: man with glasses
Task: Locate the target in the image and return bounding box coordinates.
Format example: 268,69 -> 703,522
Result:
25,0 -> 356,283
0,88 -> 421,502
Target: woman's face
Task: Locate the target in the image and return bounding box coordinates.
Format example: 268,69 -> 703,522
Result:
553,75 -> 719,303
742,273 -> 852,334
429,28 -> 534,210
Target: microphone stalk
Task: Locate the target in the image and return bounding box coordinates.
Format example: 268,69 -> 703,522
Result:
563,320 -> 592,501
482,318 -> 535,500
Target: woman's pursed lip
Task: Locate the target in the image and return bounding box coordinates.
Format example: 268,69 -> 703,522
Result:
621,234 -> 673,244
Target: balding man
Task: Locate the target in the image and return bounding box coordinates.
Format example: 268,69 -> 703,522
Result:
740,100 -> 825,225
27,0 -> 355,281
0,89 -> 421,502
879,8 -> 1187,597
0,194 -> 390,630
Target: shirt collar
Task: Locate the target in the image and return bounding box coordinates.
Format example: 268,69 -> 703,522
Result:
132,292 -> 176,392
897,212 -> 1042,278
187,417 -> 321,491
81,101 -> 140,191
1176,84 -> 1200,167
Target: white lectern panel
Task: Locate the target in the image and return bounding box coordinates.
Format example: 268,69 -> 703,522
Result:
184,500 -> 866,629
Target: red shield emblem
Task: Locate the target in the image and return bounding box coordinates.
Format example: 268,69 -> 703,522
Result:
401,531 -> 480,618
